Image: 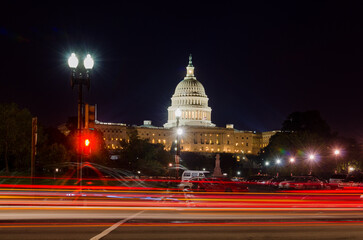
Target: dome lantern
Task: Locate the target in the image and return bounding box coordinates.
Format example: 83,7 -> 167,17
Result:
186,54 -> 194,77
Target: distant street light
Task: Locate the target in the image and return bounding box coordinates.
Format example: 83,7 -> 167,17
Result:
334,149 -> 341,174
290,158 -> 295,176
237,171 -> 241,175
175,108 -> 182,179
308,154 -> 315,175
275,159 -> 281,177
265,161 -> 270,166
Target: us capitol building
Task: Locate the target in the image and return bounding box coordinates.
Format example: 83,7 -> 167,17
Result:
94,55 -> 277,157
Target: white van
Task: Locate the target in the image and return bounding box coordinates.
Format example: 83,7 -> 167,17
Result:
182,170 -> 209,181
179,170 -> 209,191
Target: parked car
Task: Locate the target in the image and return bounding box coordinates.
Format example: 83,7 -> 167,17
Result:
192,177 -> 248,192
329,174 -> 347,184
246,175 -> 272,185
266,176 -> 293,188
279,176 -> 324,190
338,171 -> 363,188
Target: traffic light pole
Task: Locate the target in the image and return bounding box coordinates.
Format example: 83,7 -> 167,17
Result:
71,69 -> 90,188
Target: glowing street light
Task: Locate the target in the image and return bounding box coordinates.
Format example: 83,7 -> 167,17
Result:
175,108 -> 182,179
265,161 -> 270,166
276,159 -> 281,164
177,128 -> 183,135
175,108 -> 182,118
333,149 -> 341,174
83,54 -> 94,69
308,154 -> 316,175
68,53 -> 79,68
237,171 -> 241,175
289,158 -> 295,176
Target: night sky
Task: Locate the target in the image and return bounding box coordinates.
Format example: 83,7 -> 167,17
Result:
1,1 -> 363,141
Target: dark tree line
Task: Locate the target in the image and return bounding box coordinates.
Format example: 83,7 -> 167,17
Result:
259,111 -> 362,178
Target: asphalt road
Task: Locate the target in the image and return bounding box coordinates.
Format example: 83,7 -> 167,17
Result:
0,187 -> 363,239
0,207 -> 363,239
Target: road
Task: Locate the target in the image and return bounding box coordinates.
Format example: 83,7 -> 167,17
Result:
0,186 -> 363,239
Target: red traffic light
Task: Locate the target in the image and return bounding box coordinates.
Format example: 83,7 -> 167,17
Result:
85,139 -> 90,147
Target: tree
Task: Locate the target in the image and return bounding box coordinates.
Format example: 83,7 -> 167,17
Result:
115,127 -> 173,176
259,110 -> 362,178
0,103 -> 32,173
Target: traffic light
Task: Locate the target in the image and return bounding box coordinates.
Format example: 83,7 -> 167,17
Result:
83,137 -> 91,156
85,104 -> 96,129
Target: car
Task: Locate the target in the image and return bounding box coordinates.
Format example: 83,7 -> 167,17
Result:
278,176 -> 324,190
329,174 -> 347,184
338,171 -> 363,188
179,170 -> 210,191
246,175 -> 272,185
266,176 -> 293,188
192,177 -> 248,192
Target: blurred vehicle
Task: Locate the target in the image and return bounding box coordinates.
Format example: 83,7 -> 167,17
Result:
338,171 -> 363,188
192,177 -> 248,192
246,175 -> 272,185
329,174 -> 347,184
279,176 -> 324,190
266,176 -> 293,188
181,170 -> 209,181
328,174 -> 347,189
179,170 -> 209,191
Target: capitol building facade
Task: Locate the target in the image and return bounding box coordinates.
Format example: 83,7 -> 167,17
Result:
94,55 -> 277,156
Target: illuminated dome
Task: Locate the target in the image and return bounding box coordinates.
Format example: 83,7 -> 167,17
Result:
164,55 -> 215,128
173,76 -> 207,97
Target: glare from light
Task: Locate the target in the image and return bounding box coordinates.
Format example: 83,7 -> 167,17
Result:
137,171 -> 141,174
349,167 -> 355,172
177,128 -> 183,135
84,139 -> 90,147
84,54 -> 94,69
290,158 -> 295,163
309,154 -> 315,160
276,159 -> 281,164
68,53 -> 78,68
223,173 -> 227,176
265,161 -> 270,166
334,149 -> 340,155
175,108 -> 182,118
203,168 -> 206,171
168,163 -> 172,167
237,171 -> 241,175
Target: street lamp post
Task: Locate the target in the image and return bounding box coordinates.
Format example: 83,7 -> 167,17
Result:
175,108 -> 182,179
275,159 -> 281,177
308,154 -> 315,175
289,158 -> 295,176
334,149 -> 340,174
68,53 -> 94,184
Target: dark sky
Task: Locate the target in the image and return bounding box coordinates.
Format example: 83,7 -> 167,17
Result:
1,1 -> 363,141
